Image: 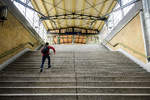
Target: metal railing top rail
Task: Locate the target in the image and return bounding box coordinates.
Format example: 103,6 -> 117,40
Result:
0,42 -> 36,59
103,39 -> 150,61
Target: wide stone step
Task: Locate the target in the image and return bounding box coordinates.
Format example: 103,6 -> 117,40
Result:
9,63 -> 138,66
0,87 -> 150,94
0,93 -> 150,100
0,70 -> 76,74
0,74 -> 76,77
13,59 -> 135,63
0,77 -> 76,82
0,47 -> 149,100
77,81 -> 150,87
75,62 -> 137,66
0,82 -> 76,87
4,64 -> 144,70
1,76 -> 150,81
76,69 -> 145,72
9,61 -> 139,65
77,77 -> 150,81
15,58 -> 132,60
78,87 -> 150,93
1,67 -> 146,71
76,73 -> 150,77
76,69 -> 146,73
74,57 -> 134,61
7,64 -> 74,67
0,87 -> 76,93
2,73 -> 150,78
9,63 -> 74,66
3,67 -> 75,71
77,71 -> 148,74
6,63 -> 141,67
1,71 -> 148,75
0,81 -> 150,87
2,68 -> 146,73
12,61 -> 73,64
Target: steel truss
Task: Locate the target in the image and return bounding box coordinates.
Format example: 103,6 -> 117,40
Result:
40,13 -> 107,21
14,0 -> 140,31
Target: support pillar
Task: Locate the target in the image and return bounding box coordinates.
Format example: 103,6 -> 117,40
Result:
57,35 -> 60,44
86,36 -> 88,44
141,0 -> 150,61
72,35 -> 75,44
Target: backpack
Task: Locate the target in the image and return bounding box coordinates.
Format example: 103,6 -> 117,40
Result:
42,46 -> 49,54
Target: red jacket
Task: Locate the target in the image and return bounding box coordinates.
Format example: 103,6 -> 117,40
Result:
41,46 -> 56,56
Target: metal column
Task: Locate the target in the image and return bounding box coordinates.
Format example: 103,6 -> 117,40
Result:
141,0 -> 150,61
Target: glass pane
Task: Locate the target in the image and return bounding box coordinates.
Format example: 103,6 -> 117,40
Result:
122,0 -> 135,15
13,0 -> 47,41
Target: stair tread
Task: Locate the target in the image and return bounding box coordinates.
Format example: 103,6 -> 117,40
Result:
1,93 -> 150,96
0,48 -> 149,99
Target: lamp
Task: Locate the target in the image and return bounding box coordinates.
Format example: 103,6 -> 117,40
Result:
0,6 -> 8,22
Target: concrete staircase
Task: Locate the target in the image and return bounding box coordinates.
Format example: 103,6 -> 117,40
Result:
0,45 -> 150,100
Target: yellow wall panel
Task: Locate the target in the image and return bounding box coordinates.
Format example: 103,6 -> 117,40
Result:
108,13 -> 147,63
0,12 -> 39,64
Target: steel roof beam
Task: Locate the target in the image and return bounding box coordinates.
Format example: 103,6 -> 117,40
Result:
42,17 -> 104,21
98,0 -> 116,30
80,0 -> 86,28
47,27 -> 99,32
52,0 -> 61,28
92,0 -> 107,29
85,0 -> 99,13
40,13 -> 107,21
86,0 -> 97,29
47,0 -> 62,14
40,0 -> 54,29
43,0 -> 72,13
72,0 -> 76,27
14,0 -> 45,17
76,0 -> 108,13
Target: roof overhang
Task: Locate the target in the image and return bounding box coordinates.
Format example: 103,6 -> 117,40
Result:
31,0 -> 117,33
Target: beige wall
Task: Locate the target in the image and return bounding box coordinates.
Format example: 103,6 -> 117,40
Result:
0,11 -> 40,64
107,13 -> 147,63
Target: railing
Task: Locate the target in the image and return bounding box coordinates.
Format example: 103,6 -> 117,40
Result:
0,42 -> 36,59
103,39 -> 150,61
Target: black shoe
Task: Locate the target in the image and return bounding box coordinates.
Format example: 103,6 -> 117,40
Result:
48,65 -> 51,69
40,69 -> 43,72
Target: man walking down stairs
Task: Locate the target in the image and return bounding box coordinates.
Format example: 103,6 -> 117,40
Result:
0,45 -> 150,100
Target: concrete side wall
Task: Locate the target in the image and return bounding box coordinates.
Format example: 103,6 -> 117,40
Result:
108,13 -> 147,63
0,11 -> 39,64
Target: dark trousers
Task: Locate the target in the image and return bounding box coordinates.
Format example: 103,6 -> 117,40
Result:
40,55 -> 51,69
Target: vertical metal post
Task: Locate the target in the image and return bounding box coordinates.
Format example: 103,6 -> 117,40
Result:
72,35 -> 75,44
86,36 -> 88,44
141,0 -> 150,61
57,35 -> 60,44
117,0 -> 124,17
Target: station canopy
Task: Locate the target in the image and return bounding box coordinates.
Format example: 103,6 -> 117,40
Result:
31,0 -> 117,34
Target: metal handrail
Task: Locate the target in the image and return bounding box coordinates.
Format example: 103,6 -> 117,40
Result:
103,40 -> 150,61
0,42 -> 35,59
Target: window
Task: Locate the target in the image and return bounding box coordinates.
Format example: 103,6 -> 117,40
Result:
100,0 -> 135,36
13,0 -> 47,41
121,0 -> 135,15
14,0 -> 26,15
